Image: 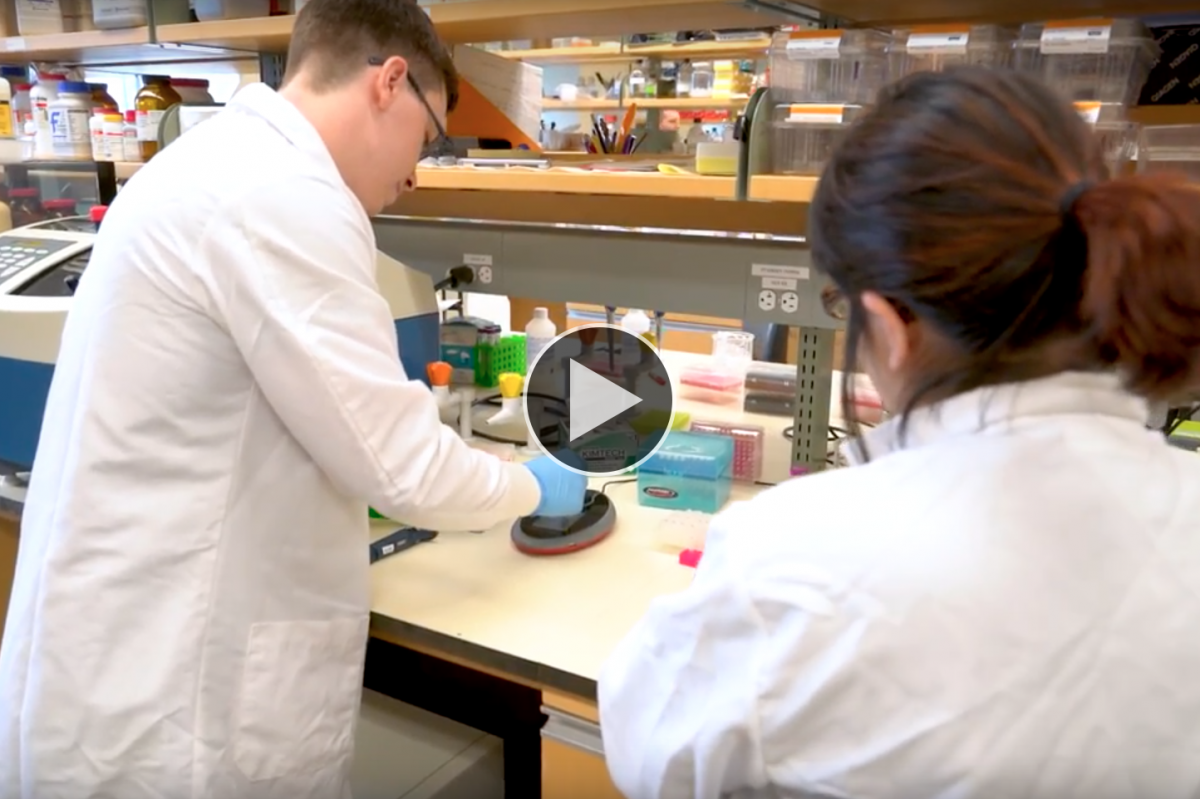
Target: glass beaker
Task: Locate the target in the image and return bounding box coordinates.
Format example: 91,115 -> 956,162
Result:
712,331 -> 755,372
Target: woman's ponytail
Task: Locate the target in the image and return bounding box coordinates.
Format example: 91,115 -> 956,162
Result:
1074,173 -> 1200,401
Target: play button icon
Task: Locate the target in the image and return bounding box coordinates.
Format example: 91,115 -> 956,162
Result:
524,323 -> 676,477
568,360 -> 643,441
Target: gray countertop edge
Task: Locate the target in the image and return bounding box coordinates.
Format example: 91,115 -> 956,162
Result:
369,610 -> 599,702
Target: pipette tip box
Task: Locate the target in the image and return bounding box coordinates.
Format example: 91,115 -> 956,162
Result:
638,431 -> 734,514
688,419 -> 766,483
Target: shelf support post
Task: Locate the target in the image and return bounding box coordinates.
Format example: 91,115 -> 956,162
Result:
260,53 -> 287,91
791,328 -> 836,474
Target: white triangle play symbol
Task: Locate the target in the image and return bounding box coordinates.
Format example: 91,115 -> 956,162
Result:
569,360 -> 644,442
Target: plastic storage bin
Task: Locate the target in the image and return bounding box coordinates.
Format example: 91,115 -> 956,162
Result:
768,28 -> 891,104
1014,19 -> 1159,106
770,102 -> 866,175
637,432 -> 734,514
1078,101 -> 1138,174
193,0 -> 271,20
888,25 -> 1015,77
16,0 -> 65,35
689,420 -> 765,483
1138,124 -> 1200,181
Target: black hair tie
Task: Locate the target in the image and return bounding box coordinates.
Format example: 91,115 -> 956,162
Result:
1060,180 -> 1093,218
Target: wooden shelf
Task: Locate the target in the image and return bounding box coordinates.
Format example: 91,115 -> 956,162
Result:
498,37 -> 772,64
427,0 -> 790,44
803,0 -> 1200,25
152,1 -> 790,53
156,16 -> 294,53
543,96 -> 748,111
0,28 -> 239,65
542,98 -> 621,111
109,157 -> 813,204
413,166 -> 815,202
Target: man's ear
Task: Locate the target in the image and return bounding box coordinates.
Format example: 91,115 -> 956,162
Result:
372,55 -> 410,109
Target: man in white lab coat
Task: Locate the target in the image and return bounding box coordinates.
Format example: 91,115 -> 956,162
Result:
0,1 -> 586,797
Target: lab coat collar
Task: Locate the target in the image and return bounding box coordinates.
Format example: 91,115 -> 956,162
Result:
846,371 -> 1150,466
228,83 -> 342,182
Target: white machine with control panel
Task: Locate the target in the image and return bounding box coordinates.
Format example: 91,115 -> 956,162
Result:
0,217 -> 94,472
0,216 -> 442,474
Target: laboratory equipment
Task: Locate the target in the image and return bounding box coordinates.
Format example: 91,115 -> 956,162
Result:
93,0 -> 148,28
427,361 -> 455,419
1079,101 -> 1138,174
0,216 -> 442,472
193,0 -> 271,20
1138,125 -> 1200,181
689,419 -> 765,483
1014,19 -> 1159,106
712,330 -> 754,372
15,0 -> 65,34
369,528 -> 438,564
770,102 -> 867,175
486,372 -> 523,425
768,28 -> 891,105
637,432 -> 734,514
653,510 -> 711,552
441,316 -> 501,385
135,76 -> 181,162
511,489 -> 616,555
678,365 -> 745,405
525,306 -> 556,369
888,25 -> 1016,78
745,361 -> 797,395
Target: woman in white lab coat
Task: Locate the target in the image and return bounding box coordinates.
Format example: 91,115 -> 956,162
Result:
598,66 -> 1200,798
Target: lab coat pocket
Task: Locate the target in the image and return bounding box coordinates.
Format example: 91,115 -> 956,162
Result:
232,616 -> 369,782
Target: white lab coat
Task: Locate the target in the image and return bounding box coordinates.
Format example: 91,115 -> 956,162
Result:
0,84 -> 541,799
599,372 -> 1200,799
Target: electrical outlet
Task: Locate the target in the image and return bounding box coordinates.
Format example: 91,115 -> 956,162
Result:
758,289 -> 777,311
477,265 -> 494,284
781,291 -> 799,313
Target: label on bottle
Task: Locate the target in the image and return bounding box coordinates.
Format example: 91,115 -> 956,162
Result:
905,30 -> 970,54
0,102 -> 11,138
33,99 -> 51,136
50,107 -> 89,145
526,336 -> 554,371
785,32 -> 843,59
137,108 -> 165,142
123,128 -> 141,161
1040,20 -> 1113,55
105,129 -> 124,162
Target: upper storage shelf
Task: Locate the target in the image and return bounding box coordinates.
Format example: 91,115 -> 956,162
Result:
0,27 -> 243,66
497,37 -> 773,65
154,0 -> 800,54
804,0 -> 1200,25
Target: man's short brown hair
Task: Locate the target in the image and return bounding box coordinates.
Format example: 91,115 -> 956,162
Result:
285,0 -> 459,111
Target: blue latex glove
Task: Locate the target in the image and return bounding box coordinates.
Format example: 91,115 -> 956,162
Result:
524,451 -> 588,517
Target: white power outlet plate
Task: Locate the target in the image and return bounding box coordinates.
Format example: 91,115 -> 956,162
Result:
781,291 -> 799,313
477,265 -> 494,284
758,289 -> 777,311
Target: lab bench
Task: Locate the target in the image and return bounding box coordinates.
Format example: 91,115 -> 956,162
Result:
0,352 -> 838,798
361,350 -> 832,798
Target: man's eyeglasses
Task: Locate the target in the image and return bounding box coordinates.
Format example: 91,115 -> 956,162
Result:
367,56 -> 454,159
